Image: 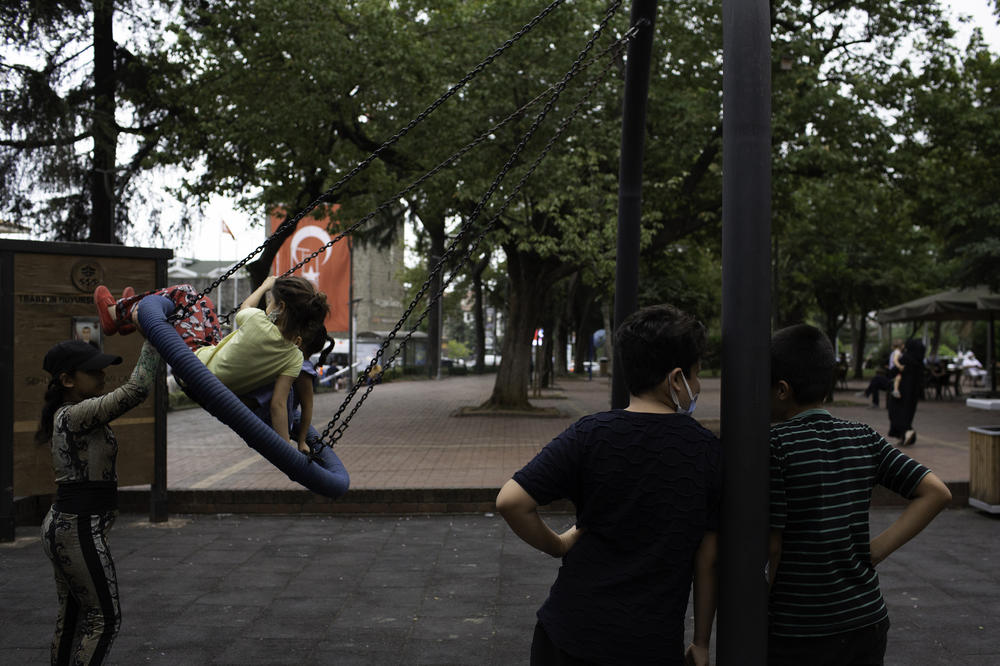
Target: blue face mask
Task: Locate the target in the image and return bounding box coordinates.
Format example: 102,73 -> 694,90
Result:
670,373 -> 698,416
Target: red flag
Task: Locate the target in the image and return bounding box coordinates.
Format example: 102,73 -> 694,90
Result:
268,206 -> 351,332
222,220 -> 236,239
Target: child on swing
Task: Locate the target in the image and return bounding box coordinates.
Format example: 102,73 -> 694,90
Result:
94,275 -> 329,453
243,323 -> 331,449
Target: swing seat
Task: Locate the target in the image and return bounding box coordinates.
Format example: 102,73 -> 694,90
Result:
137,295 -> 350,499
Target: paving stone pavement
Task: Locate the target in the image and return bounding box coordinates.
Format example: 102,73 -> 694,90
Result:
1,508 -> 998,665
7,373 -> 999,664
156,373 -> 995,495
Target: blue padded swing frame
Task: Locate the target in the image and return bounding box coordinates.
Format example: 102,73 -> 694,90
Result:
137,295 -> 349,499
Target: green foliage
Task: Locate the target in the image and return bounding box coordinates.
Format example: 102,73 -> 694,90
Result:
767,0 -> 960,333
8,0 -> 992,405
445,339 -> 470,360
637,237 -> 721,328
1,1 -> 180,241
898,39 -> 1000,291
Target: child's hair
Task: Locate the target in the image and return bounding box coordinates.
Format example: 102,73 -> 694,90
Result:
301,322 -> 333,360
271,276 -> 330,341
35,376 -> 67,444
614,304 -> 706,396
771,324 -> 835,404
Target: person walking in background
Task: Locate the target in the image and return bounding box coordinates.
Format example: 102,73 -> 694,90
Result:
859,367 -> 891,408
36,338 -> 161,665
887,340 -> 904,398
887,338 -> 925,447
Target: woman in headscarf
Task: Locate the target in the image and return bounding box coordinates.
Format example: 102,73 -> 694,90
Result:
887,338 -> 925,447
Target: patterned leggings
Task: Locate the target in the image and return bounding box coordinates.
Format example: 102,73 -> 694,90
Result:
41,508 -> 120,666
119,284 -> 222,351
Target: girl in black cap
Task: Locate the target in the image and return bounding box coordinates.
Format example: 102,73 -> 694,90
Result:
35,338 -> 160,665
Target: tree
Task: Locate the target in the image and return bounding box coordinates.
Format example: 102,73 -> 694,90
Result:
160,0 -> 634,408
1,1 -> 179,243
766,0 -> 959,340
153,0 -> 975,412
899,35 -> 1000,291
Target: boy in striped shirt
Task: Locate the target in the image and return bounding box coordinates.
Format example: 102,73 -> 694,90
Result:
767,324 -> 952,665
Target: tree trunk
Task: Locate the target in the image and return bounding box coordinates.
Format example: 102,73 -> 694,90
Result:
571,279 -> 596,376
540,303 -> 555,389
472,253 -> 489,374
601,300 -> 613,369
824,314 -> 841,351
89,0 -> 117,243
929,320 -> 942,358
484,288 -> 537,408
559,274 -> 578,375
426,232 -> 445,379
555,317 -> 568,375
482,246 -> 565,410
851,312 -> 867,379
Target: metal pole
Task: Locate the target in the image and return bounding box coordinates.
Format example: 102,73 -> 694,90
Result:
349,241 -> 356,388
612,0 -> 658,409
150,254 -> 169,523
719,0 -> 772,663
988,313 -> 996,395
1,249 -> 15,541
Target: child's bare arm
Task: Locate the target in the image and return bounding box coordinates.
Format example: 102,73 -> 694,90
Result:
241,276 -> 276,311
496,479 -> 580,557
686,531 -> 718,666
870,472 -> 951,566
269,374 -> 295,448
294,372 -> 314,452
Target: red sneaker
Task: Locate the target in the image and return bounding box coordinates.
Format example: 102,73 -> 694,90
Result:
118,287 -> 137,335
93,285 -> 118,335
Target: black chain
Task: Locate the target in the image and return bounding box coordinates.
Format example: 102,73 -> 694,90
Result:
317,1 -> 631,449
176,0 -> 567,326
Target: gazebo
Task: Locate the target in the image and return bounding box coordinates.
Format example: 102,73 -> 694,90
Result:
876,286 -> 998,395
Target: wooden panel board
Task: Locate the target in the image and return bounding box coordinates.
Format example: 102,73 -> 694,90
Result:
13,253 -> 162,496
969,428 -> 1000,506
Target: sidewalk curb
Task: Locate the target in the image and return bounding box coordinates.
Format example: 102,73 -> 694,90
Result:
14,483 -> 968,524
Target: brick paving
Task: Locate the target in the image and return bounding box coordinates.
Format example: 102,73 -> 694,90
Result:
6,374 -> 1000,664
163,374 -> 620,492
156,373 -> 992,496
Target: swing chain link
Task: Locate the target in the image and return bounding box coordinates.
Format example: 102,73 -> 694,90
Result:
317,0 -> 631,449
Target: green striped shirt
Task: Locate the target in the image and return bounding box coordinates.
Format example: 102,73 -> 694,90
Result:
769,409 -> 929,637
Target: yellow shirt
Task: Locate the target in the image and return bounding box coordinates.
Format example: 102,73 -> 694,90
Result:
194,308 -> 303,396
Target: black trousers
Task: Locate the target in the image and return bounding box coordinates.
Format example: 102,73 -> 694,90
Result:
768,618 -> 890,666
530,622 -> 598,666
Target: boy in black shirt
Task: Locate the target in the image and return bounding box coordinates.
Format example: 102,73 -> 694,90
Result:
497,304 -> 721,666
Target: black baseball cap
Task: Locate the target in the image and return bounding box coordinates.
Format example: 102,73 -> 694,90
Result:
43,340 -> 123,376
